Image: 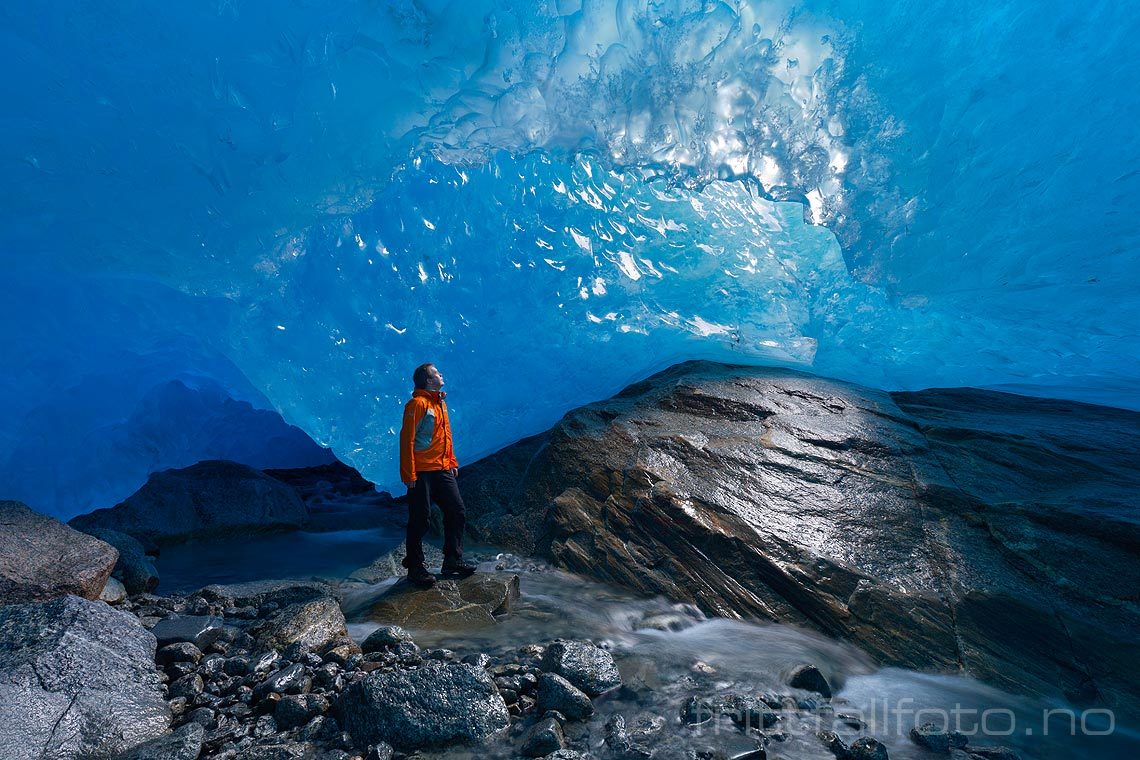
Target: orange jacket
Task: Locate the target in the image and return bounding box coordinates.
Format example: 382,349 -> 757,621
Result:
399,388 -> 458,483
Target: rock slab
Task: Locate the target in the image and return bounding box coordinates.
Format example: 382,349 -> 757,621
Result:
0,500 -> 119,605
0,595 -> 169,759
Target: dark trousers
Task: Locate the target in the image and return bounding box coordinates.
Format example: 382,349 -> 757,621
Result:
405,469 -> 465,569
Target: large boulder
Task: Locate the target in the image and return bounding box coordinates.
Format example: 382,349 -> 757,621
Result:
460,361 -> 1140,721
336,661 -> 509,750
0,595 -> 169,759
69,460 -> 308,543
359,573 -> 520,629
0,500 -> 118,604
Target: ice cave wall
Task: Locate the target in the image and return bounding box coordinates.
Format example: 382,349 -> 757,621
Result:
1,0 -> 1137,512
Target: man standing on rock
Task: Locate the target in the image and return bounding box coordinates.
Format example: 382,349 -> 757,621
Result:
399,363 -> 477,587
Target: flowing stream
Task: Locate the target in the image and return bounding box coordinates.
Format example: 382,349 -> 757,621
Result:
159,532 -> 1137,759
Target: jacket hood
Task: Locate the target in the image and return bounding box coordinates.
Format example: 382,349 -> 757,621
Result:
413,388 -> 446,401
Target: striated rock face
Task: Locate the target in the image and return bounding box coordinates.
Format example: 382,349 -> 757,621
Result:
0,595 -> 169,760
69,459 -> 307,544
336,661 -> 510,750
0,500 -> 119,605
460,360 -> 1140,720
360,573 -> 521,630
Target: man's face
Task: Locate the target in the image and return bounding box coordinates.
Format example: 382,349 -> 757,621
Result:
425,365 -> 444,390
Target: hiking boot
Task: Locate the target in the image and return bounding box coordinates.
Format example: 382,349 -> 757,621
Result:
406,565 -> 436,588
440,557 -> 477,578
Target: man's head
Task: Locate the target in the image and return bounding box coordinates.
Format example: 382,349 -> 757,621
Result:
413,363 -> 444,391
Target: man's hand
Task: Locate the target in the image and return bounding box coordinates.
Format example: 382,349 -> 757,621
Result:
404,479 -> 416,489
450,467 -> 458,477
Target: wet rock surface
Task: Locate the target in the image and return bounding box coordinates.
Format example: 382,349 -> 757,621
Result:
361,572 -> 521,629
543,640 -> 622,697
0,500 -> 119,604
459,361 -> 1140,720
249,596 -> 348,654
0,595 -> 169,760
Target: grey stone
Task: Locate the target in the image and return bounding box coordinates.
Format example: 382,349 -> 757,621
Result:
234,742 -> 315,759
157,641 -> 203,666
69,460 -> 308,543
253,651 -> 280,674
336,661 -> 509,750
848,736 -> 889,760
788,664 -> 832,699
250,597 -> 348,654
0,500 -> 118,605
542,641 -> 621,696
462,652 -> 491,668
603,714 -> 650,760
254,663 -> 309,699
168,673 -> 205,699
535,672 -> 593,720
194,579 -> 335,611
360,625 -> 414,653
0,595 -> 169,760
910,721 -> 968,752
100,576 -> 128,604
275,693 -> 330,730
680,696 -> 716,726
150,614 -> 226,649
77,528 -> 159,595
110,722 -> 204,760
722,694 -> 779,730
521,716 -> 565,757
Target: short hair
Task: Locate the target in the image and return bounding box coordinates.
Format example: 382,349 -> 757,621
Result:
412,363 -> 435,389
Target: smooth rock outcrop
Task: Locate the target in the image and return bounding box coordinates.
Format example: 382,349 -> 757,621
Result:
361,573 -> 520,629
336,661 -> 509,750
0,595 -> 169,759
69,460 -> 307,543
460,361 -> 1140,721
0,500 -> 119,604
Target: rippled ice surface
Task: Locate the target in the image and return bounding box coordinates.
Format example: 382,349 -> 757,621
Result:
345,561 -> 1139,760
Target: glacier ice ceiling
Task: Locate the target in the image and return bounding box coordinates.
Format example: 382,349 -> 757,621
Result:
2,0 -> 1138,517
